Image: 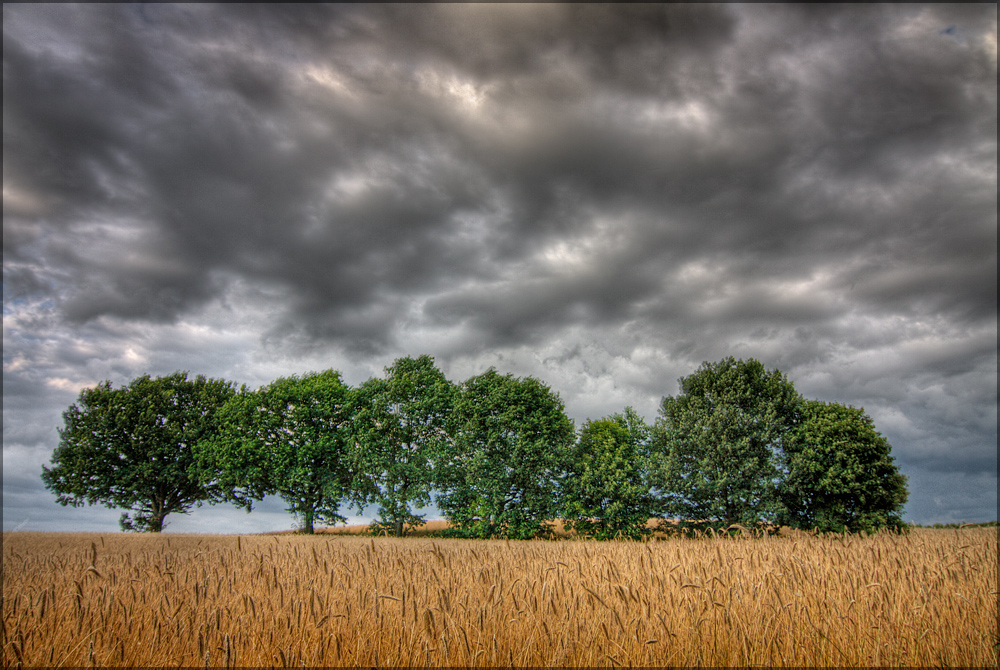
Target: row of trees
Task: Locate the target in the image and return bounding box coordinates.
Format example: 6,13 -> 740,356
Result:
42,356 -> 908,537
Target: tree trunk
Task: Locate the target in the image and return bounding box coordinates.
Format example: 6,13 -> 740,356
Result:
395,517 -> 405,538
302,508 -> 314,534
150,497 -> 167,532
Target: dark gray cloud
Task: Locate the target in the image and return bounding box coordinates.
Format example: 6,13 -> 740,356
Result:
4,4 -> 996,531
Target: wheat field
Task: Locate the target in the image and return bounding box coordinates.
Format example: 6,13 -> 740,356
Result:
2,527 -> 996,667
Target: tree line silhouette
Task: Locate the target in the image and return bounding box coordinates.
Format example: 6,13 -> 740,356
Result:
42,355 -> 908,537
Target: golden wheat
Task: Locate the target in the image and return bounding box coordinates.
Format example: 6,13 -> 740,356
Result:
2,527 -> 996,667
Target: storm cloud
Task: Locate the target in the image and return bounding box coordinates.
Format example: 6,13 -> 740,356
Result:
4,4 -> 996,531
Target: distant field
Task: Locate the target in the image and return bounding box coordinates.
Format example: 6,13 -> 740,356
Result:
2,528 -> 995,667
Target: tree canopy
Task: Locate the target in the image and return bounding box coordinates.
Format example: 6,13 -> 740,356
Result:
778,399 -> 908,533
562,408 -> 655,540
352,355 -> 457,536
42,372 -> 237,532
652,357 -> 801,528
438,368 -> 575,539
202,370 -> 356,533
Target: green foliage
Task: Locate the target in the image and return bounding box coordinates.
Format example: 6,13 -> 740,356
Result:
438,368 -> 575,539
562,408 -> 655,540
352,355 -> 457,537
778,400 -> 908,533
43,354 -> 916,539
652,357 -> 801,526
41,372 -> 237,532
202,370 -> 355,533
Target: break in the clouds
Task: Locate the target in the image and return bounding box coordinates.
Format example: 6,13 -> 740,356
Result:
4,4 -> 996,531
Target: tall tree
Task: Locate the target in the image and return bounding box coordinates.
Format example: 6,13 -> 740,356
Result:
352,355 -> 457,537
562,408 -> 656,540
41,372 -> 237,532
439,368 -> 575,539
651,357 -> 801,528
202,370 -> 356,533
778,400 -> 908,533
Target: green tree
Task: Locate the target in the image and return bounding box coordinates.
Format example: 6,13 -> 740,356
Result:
778,399 -> 908,533
439,368 -> 575,539
202,370 -> 356,534
353,355 -> 457,537
651,357 -> 801,528
41,372 -> 237,532
562,408 -> 655,540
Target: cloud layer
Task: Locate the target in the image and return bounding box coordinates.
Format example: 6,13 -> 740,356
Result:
4,4 -> 996,531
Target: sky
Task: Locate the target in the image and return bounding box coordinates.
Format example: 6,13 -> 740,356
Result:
3,4 -> 996,534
